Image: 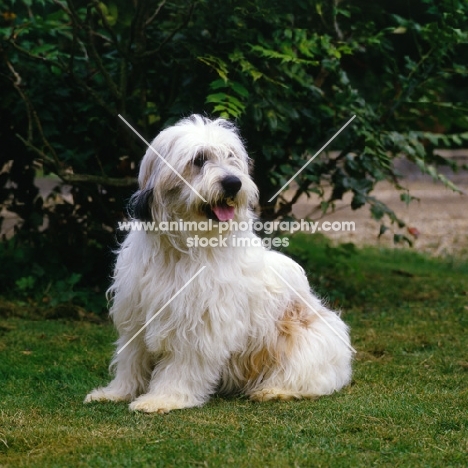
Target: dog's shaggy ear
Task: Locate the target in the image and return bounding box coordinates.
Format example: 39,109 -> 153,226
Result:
129,189 -> 153,221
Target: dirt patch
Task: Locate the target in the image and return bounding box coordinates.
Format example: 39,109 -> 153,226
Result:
292,179 -> 468,257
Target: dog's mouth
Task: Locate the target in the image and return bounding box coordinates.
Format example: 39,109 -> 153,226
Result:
204,197 -> 236,221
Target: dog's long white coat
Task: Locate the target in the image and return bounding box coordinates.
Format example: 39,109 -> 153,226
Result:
85,116 -> 352,413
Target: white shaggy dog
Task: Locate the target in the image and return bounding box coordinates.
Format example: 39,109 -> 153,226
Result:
85,115 -> 352,413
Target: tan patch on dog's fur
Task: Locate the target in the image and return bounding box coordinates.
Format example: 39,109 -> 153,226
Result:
244,346 -> 278,382
276,300 -> 315,356
242,301 -> 315,383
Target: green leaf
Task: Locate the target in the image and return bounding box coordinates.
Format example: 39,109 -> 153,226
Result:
209,79 -> 228,90
394,234 -> 413,246
205,93 -> 229,104
378,224 -> 389,237
400,193 -> 418,205
371,204 -> 385,220
230,82 -> 249,98
437,174 -> 462,193
198,56 -> 229,81
16,276 -> 36,291
351,192 -> 367,210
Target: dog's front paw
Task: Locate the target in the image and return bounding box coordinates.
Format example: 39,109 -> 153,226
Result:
129,394 -> 198,414
84,387 -> 132,403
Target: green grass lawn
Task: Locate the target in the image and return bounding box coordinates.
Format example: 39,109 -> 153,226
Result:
1,234 -> 467,467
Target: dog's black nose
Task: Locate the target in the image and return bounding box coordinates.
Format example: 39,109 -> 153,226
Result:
221,175 -> 242,195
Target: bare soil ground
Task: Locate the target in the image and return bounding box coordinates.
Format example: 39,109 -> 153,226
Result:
292,179 -> 468,257
292,151 -> 468,257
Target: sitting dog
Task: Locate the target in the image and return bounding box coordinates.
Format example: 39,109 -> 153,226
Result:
85,115 -> 353,413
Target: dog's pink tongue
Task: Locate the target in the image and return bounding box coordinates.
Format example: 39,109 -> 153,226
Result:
213,205 -> 235,221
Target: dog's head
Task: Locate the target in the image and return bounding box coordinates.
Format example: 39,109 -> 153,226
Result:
131,115 -> 258,225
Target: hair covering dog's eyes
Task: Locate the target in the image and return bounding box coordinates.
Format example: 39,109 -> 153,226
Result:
193,153 -> 206,167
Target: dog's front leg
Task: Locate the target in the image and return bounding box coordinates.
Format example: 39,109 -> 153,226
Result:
129,350 -> 222,414
85,333 -> 152,403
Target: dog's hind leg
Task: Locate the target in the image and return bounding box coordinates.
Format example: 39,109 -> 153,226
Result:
246,300 -> 352,402
84,332 -> 152,403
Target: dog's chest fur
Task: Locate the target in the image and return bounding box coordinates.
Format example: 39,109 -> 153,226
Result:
137,235 -> 278,356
